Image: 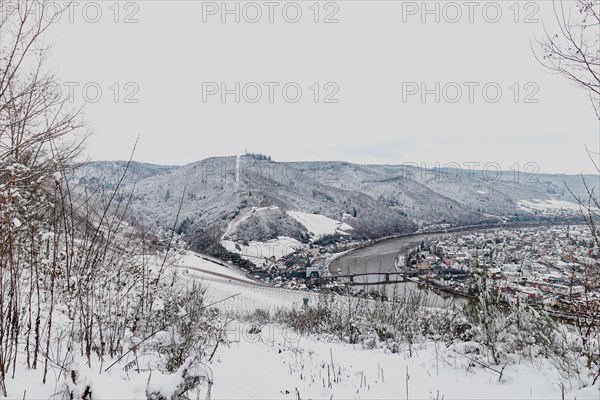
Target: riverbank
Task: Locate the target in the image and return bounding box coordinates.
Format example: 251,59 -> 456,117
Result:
328,220 -> 578,276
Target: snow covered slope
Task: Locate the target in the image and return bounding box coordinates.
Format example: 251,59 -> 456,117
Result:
517,199 -> 582,212
187,264 -> 600,399
287,210 -> 353,238
207,327 -> 596,400
221,236 -> 303,268
76,157 -> 596,255
178,251 -> 256,283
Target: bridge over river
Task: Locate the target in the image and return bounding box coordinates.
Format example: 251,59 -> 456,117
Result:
328,271 -> 417,285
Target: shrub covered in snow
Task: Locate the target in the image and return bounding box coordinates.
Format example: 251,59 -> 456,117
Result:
273,289 -> 462,354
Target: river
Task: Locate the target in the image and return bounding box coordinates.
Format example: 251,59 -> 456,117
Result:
327,227 -> 516,308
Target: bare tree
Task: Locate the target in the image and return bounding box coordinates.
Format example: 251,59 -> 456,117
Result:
536,0 -> 600,118
535,0 -> 600,385
0,1 -> 86,395
0,5 -> 226,397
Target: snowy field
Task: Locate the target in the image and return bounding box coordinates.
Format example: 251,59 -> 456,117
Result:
173,251 -> 320,313
207,325 -> 599,400
516,199 -> 582,212
12,324 -> 598,399
288,210 -> 353,238
177,251 -> 256,283
183,268 -> 319,314
221,236 -> 303,267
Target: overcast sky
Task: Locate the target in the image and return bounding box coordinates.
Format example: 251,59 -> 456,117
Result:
41,0 -> 599,174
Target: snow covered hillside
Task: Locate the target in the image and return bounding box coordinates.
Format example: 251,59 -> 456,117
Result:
76,157 -> 589,260
13,257 -> 595,399
208,328 -> 597,400
517,199 -> 583,213
221,236 -> 303,268
160,264 -> 600,399
5,251 -> 600,399
287,210 -> 353,238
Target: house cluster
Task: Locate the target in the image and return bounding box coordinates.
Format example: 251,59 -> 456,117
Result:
409,225 -> 600,311
255,239 -> 362,289
249,237 -> 372,290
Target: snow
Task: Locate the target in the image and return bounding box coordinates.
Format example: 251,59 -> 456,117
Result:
6,357 -> 194,399
221,236 -> 303,267
4,261 -> 600,399
192,271 -> 319,314
179,266 -> 600,399
221,205 -> 280,240
178,251 -> 255,283
152,297 -> 165,311
516,199 -> 582,212
287,210 -> 353,238
64,362 -> 140,398
174,257 -> 321,314
145,361 -> 193,398
41,232 -> 54,241
204,323 -> 597,400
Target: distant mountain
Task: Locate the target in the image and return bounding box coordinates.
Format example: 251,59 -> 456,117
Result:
73,160 -> 178,189
73,156 -> 596,256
